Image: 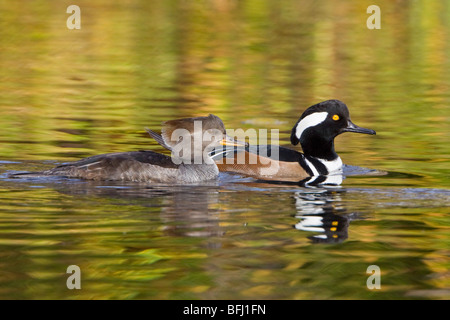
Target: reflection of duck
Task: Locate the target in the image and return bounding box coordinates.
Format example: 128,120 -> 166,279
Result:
293,190 -> 355,243
24,178 -> 225,239
216,100 -> 376,184
11,115 -> 245,183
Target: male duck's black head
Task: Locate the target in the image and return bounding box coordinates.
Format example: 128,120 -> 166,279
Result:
290,100 -> 376,160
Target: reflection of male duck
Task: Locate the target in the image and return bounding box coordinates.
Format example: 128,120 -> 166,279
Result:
215,100 -> 376,185
293,190 -> 355,243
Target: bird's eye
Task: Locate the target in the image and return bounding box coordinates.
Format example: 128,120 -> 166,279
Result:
332,114 -> 340,121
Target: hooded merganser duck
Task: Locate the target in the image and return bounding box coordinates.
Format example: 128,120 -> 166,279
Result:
12,114 -> 245,183
215,100 -> 376,183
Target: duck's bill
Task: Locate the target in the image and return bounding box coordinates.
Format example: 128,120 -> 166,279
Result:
220,135 -> 249,147
341,120 -> 376,135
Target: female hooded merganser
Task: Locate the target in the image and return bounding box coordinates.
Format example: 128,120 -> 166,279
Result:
215,100 -> 376,183
13,114 -> 245,183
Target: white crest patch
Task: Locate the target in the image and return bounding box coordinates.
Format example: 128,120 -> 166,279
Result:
295,112 -> 328,141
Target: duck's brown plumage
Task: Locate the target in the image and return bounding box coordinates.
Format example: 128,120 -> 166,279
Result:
216,146 -> 310,182
217,157 -> 309,182
161,114 -> 226,150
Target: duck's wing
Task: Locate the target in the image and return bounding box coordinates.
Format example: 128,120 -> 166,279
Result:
51,151 -> 179,181
11,151 -> 180,182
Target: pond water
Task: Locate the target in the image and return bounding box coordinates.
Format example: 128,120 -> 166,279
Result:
0,0 -> 449,300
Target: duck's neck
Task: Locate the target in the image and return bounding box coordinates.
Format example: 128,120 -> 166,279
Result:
169,151 -> 219,182
301,137 -> 338,161
177,162 -> 219,182
300,138 -> 344,176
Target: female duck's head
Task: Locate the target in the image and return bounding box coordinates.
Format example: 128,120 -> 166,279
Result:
155,114 -> 245,164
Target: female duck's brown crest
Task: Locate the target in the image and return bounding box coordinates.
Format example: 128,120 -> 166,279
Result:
160,114 -> 226,149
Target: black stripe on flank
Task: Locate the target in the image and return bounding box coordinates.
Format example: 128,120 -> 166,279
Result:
300,175 -> 328,186
305,156 -> 329,176
298,155 -> 314,176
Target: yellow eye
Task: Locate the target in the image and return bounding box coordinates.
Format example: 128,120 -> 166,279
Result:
332,114 -> 340,121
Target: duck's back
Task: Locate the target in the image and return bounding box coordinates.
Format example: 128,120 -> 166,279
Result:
45,151 -> 180,182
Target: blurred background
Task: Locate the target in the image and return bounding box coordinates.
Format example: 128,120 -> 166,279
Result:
0,0 -> 448,300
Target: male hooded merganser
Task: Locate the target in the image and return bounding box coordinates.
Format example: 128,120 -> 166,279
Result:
12,114 -> 245,183
215,100 -> 376,183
